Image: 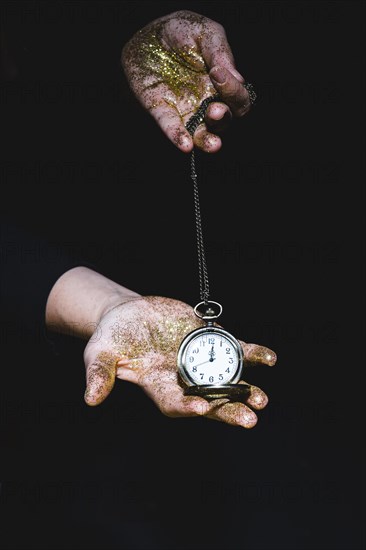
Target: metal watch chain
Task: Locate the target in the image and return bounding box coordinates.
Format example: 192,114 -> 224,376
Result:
185,85 -> 256,312
179,87 -> 256,400
185,95 -> 220,306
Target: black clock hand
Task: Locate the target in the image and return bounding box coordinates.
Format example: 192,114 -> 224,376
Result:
209,345 -> 216,362
193,357 -> 216,368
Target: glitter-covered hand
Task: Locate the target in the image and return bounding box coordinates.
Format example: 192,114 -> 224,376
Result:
121,10 -> 252,153
83,296 -> 277,429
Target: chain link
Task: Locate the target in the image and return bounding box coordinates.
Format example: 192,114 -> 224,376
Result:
185,85 -> 255,304
185,95 -> 221,305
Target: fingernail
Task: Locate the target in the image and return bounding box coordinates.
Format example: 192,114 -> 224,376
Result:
210,67 -> 227,84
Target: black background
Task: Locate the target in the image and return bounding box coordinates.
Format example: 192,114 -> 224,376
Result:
0,1 -> 365,549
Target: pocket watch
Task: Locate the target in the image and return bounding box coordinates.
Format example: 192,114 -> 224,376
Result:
178,300 -> 250,400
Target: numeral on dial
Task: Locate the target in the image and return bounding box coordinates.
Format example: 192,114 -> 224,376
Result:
180,330 -> 241,387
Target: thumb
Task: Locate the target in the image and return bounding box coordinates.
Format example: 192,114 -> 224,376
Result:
200,22 -> 244,83
209,66 -> 252,118
84,351 -> 118,406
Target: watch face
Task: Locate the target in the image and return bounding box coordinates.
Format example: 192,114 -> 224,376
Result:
177,327 -> 243,387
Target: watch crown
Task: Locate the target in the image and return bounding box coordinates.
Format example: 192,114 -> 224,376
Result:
194,301 -> 223,320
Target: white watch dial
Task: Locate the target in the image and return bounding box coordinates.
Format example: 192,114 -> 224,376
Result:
179,329 -> 242,386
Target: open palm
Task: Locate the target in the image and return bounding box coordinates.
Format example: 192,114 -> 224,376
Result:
83,296 -> 276,429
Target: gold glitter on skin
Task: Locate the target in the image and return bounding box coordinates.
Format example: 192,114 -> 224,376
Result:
138,31 -> 206,97
206,400 -> 258,429
110,296 -> 204,365
243,343 -> 277,367
121,10 -> 252,152
121,12 -> 219,128
84,296 -> 277,428
244,383 -> 269,410
84,350 -> 118,406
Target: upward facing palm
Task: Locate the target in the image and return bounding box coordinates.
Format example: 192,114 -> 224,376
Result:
84,296 -> 276,429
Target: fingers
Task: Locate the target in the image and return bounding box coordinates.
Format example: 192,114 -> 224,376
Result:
149,99 -> 229,153
117,360 -> 210,417
116,356 -> 270,427
183,96 -> 229,153
200,21 -> 244,83
191,124 -> 222,153
239,341 -> 277,367
164,393 -> 211,418
151,102 -> 225,153
116,360 -> 141,385
187,101 -> 233,152
209,66 -> 252,118
205,399 -> 258,429
200,22 -> 249,119
239,381 -> 268,410
84,351 -> 118,406
150,103 -> 193,153
205,102 -> 232,133
203,382 -> 268,428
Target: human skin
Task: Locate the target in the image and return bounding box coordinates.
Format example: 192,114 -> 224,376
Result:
121,10 -> 253,153
46,267 -> 276,429
46,13 -> 273,429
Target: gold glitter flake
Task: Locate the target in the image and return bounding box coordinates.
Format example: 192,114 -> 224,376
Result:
122,24 -> 212,110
